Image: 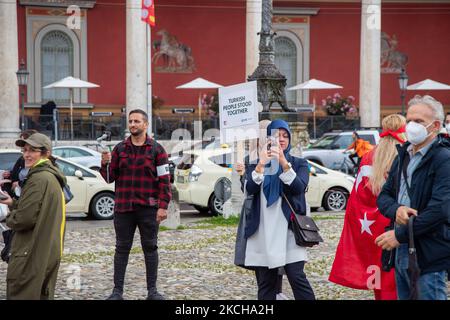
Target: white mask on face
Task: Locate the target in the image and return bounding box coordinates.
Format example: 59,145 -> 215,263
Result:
406,121 -> 434,145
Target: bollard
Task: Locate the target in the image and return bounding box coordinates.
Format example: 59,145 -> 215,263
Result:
161,185 -> 180,229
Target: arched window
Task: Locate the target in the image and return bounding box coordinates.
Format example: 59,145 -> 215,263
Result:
275,37 -> 297,105
41,31 -> 73,103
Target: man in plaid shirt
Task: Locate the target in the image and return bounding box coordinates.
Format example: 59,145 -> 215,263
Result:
101,109 -> 172,300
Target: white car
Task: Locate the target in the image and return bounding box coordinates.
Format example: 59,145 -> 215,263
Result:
174,147 -> 355,215
0,150 -> 115,220
53,146 -> 102,171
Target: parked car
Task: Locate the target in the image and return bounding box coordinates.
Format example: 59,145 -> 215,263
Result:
168,139 -> 229,183
302,130 -> 380,172
174,147 -> 354,215
0,149 -> 115,220
53,146 -> 102,171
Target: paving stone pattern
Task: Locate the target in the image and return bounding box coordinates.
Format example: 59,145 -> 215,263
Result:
0,213 -> 448,300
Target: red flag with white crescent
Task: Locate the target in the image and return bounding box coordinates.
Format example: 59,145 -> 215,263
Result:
141,0 -> 155,26
328,149 -> 397,298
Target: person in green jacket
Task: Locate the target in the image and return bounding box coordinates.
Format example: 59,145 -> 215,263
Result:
0,133 -> 67,300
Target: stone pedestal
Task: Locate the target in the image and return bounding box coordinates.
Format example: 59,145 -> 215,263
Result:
161,186 -> 180,229
259,112 -> 310,156
289,122 -> 310,155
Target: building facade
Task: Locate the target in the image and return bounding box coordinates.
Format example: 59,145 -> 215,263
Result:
1,0 -> 449,138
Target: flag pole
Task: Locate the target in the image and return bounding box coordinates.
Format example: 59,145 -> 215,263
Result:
146,23 -> 153,137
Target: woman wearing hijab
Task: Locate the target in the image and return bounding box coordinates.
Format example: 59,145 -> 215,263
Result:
241,119 -> 315,300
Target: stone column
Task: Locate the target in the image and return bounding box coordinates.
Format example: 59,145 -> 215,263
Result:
126,0 -> 148,122
359,0 -> 381,128
246,0 -> 262,79
0,0 -> 21,138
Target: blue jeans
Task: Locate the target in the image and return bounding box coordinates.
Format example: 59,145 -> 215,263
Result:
395,244 -> 448,300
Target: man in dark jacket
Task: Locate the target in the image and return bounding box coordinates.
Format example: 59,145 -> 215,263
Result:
376,95 -> 450,300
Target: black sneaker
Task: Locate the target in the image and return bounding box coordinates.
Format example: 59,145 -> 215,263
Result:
107,291 -> 124,300
146,291 -> 165,300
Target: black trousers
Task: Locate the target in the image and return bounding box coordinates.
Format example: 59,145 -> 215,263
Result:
349,153 -> 361,169
255,261 -> 315,300
113,206 -> 159,293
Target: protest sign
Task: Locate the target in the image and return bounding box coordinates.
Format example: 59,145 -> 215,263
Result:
219,81 -> 259,144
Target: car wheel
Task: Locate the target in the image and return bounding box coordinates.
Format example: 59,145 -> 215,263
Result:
208,193 -> 223,216
322,188 -> 348,212
193,205 -> 210,214
89,192 -> 115,220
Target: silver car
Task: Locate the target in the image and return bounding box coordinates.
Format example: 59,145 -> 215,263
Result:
302,130 -> 380,173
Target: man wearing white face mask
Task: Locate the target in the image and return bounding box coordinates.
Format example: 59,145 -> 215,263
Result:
445,113 -> 450,135
376,95 -> 450,300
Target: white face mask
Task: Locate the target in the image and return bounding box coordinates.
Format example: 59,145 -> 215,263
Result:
406,121 -> 434,145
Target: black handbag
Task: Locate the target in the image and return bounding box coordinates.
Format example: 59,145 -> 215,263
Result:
381,224 -> 396,271
1,228 -> 13,263
283,193 -> 323,247
63,184 -> 74,204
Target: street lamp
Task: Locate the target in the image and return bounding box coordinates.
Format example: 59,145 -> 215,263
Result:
16,59 -> 29,131
398,68 -> 408,116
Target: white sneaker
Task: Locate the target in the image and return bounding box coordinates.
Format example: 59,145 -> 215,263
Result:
276,293 -> 289,300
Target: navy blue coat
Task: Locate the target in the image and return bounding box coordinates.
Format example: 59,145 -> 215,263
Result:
243,154 -> 309,239
377,136 -> 450,274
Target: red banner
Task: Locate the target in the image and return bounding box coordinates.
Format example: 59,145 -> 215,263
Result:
141,0 -> 155,27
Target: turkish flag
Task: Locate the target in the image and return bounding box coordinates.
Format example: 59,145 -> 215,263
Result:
328,149 -> 397,298
141,0 -> 156,26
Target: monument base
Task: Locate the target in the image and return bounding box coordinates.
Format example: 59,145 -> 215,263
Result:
259,112 -> 310,156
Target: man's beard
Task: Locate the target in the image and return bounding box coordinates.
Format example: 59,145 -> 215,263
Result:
130,128 -> 144,136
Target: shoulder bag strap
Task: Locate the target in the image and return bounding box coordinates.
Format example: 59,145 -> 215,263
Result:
401,153 -> 413,199
281,193 -> 296,217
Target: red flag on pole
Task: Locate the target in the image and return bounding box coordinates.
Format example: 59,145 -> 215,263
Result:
141,0 -> 155,26
328,149 -> 397,299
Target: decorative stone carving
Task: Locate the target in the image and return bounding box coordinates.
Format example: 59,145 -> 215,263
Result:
152,30 -> 195,73
380,32 -> 408,74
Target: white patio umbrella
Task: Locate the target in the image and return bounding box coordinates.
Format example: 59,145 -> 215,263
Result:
407,79 -> 450,90
43,76 -> 99,140
176,77 -> 223,124
288,79 -> 343,139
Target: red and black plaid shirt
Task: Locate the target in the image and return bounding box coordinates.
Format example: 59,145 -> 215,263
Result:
100,136 -> 172,212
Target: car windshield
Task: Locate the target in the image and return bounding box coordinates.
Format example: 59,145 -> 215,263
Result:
309,134 -> 354,149
308,135 -> 338,149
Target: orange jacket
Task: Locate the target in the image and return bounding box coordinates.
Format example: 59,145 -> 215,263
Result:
347,139 -> 374,157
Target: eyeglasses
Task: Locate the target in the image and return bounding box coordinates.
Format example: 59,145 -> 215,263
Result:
21,147 -> 42,154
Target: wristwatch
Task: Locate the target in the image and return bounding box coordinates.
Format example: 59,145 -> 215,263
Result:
283,162 -> 292,172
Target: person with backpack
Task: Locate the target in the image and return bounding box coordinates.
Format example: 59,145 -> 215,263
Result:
0,133 -> 67,299
101,109 -> 172,300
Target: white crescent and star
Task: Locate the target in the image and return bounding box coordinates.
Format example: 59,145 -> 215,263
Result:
355,165 -> 372,191
359,212 -> 376,236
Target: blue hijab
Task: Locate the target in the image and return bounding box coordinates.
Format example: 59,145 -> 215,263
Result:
263,119 -> 292,207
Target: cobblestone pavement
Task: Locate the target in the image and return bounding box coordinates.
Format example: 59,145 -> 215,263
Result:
0,212 -> 448,300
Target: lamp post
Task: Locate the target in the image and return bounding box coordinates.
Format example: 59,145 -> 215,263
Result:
16,59 -> 29,131
398,68 -> 408,116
